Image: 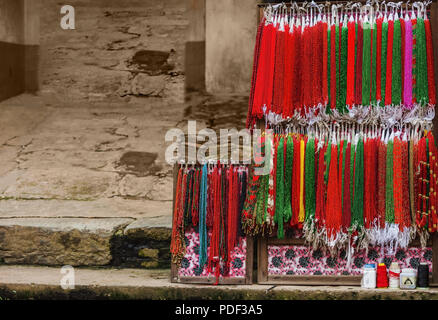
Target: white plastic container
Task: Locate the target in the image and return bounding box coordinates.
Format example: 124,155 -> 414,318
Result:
361,264 -> 377,289
400,268 -> 417,289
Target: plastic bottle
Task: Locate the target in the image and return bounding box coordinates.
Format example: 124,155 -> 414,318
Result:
388,262 -> 400,288
361,263 -> 377,288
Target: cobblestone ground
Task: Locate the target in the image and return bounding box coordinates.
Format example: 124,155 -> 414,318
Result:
0,0 -> 248,223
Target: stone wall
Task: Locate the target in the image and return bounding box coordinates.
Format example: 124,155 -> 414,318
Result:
205,0 -> 258,94
38,0 -> 187,104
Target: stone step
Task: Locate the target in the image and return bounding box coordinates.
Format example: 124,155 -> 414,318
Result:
111,216 -> 172,268
1,265 -> 438,300
0,217 -> 132,266
0,213 -> 172,268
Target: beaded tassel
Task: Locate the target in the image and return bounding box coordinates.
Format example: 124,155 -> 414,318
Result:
283,24 -> 293,117
401,18 -> 406,100
336,25 -> 341,110
342,142 -> 352,230
362,21 -> 372,106
376,17 -> 383,103
305,138 -> 316,223
371,23 -> 377,105
264,23 -> 277,113
401,139 -> 411,230
247,19 -> 265,128
273,27 -> 286,114
352,137 -> 364,230
393,137 -> 404,226
326,143 -> 342,239
171,167 -> 185,265
322,20 -> 329,105
416,17 -> 429,105
284,135 -> 293,223
377,139 -> 387,229
291,24 -> 302,113
384,19 -> 394,106
364,138 -> 377,229
346,19 -> 356,107
392,18 -> 402,106
339,24 -> 348,113
330,24 -> 337,110
355,22 -> 364,106
198,164 -> 208,272
291,135 -> 301,227
386,139 -> 395,224
327,26 -> 332,111
298,137 -> 306,225
404,19 -> 413,107
381,20 -> 389,106
274,137 -> 285,238
425,18 -> 436,105
315,142 -> 327,228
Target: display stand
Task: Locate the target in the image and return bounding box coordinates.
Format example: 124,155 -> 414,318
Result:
170,236 -> 254,285
253,0 -> 438,286
170,0 -> 438,287
170,164 -> 254,285
257,236 -> 434,285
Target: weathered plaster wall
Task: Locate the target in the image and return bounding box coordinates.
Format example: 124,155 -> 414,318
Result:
0,0 -> 39,101
205,0 -> 258,94
185,0 -> 205,93
23,0 -> 40,93
0,0 -> 25,101
38,0 -> 187,104
0,0 -> 24,44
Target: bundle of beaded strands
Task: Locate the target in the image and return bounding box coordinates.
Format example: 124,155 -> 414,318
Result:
170,162 -> 248,283
242,124 -> 438,260
246,1 -> 436,129
242,0 -> 438,263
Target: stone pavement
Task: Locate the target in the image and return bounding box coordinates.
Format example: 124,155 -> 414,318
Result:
0,265 -> 437,300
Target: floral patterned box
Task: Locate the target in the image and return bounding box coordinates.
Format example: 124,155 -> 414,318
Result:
256,235 -> 434,285
267,245 -> 432,276
171,228 -> 253,284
